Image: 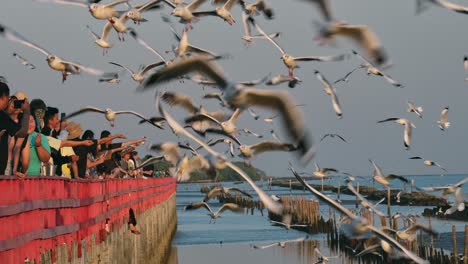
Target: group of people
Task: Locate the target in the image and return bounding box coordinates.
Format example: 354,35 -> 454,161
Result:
0,79 -> 157,179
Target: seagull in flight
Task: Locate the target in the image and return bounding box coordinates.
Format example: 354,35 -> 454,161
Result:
251,236 -> 308,250
369,159 -> 408,188
407,101 -> 423,119
184,202 -> 243,223
409,156 -> 447,172
65,106 -> 161,128
377,117 -> 415,150
203,186 -> 252,202
0,23 -> 111,82
13,52 -> 36,69
437,106 -> 450,130
109,61 -> 165,83
266,74 -> 302,88
192,0 -> 240,25
314,70 -> 343,119
239,141 -> 297,158
320,133 -> 347,143
86,24 -> 113,55
35,0 -> 130,20
352,50 -> 403,88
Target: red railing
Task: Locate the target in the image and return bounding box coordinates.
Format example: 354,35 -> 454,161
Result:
0,176 -> 176,263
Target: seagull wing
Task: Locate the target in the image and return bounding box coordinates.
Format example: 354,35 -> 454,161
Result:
203,187 -> 222,202
386,174 -> 408,183
369,159 -> 384,178
104,0 -> 129,8
139,61 -> 166,75
228,187 -> 252,198
437,0 -> 468,14
65,106 -> 105,119
141,57 -> 229,91
162,92 -> 199,114
216,203 -> 243,215
0,24 -> 51,56
294,54 -> 347,62
250,141 -> 296,156
114,110 -> 157,125
223,0 -> 239,11
64,60 -> 106,76
455,177 -> 468,187
314,70 -> 333,89
192,10 -> 219,17
409,156 -> 423,160
377,117 -> 399,123
86,25 -> 100,40
187,0 -> 208,12
109,62 -> 134,74
184,201 -> 213,214
134,156 -> 165,170
187,44 -> 219,57
241,11 -> 252,38
248,17 -> 285,54
129,29 -> 166,62
185,113 -> 222,127
440,107 -> 449,123
34,0 -> 89,8
252,242 -> 278,249
161,0 -> 176,9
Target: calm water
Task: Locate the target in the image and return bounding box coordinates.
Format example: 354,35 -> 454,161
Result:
171,175 -> 467,264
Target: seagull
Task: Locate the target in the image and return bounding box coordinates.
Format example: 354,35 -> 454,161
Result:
0,24 -> 110,82
320,133 -> 347,143
35,0 -> 130,20
312,162 -> 338,178
189,72 -> 269,88
246,108 -> 260,120
65,106 -> 159,128
249,17 -> 347,77
241,11 -> 279,43
98,73 -> 120,83
138,116 -> 166,129
437,106 -> 450,130
192,0 -> 240,25
251,236 -> 308,250
239,141 -> 297,158
418,177 -> 468,196
124,0 -> 162,24
12,52 -> 36,69
162,91 -> 200,114
107,13 -> 133,41
445,187 -> 465,215
290,164 -> 428,264
203,186 -> 252,202
270,220 -> 308,230
109,61 -> 164,83
315,21 -> 389,66
86,24 -> 113,55
149,142 -> 181,167
184,202 -> 243,223
185,108 -> 243,144
377,118 -> 415,150
346,182 -> 386,216
369,159 -> 408,188
333,66 -> 360,84
270,130 -> 282,142
141,57 -> 315,164
203,92 -> 228,106
266,74 -> 302,88
175,154 -> 211,181
395,191 -> 402,203
207,138 -> 235,157
352,50 -> 403,88
171,27 -> 222,58
243,128 -> 263,138
382,224 -> 438,242
464,56 -> 468,71
157,94 -> 284,215
314,70 -> 343,119
162,0 -> 208,27
409,156 -> 447,172
407,101 -> 423,119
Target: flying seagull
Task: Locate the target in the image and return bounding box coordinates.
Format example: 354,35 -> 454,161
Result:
207,138 -> 235,157
382,224 -> 438,242
0,23 -> 111,82
409,156 -> 447,172
239,141 -> 297,158
437,106 -> 450,130
109,61 -> 165,83
369,159 -> 408,188
314,70 -> 343,118
320,133 -> 346,143
352,50 -> 403,88
346,182 -> 386,216
34,0 -> 130,20
251,236 -> 308,250
192,0 -> 240,25
377,117 -> 415,150
266,74 -> 302,88
184,202 -> 243,223
13,52 -> 36,69
203,186 -> 252,202
407,101 -> 423,119
86,24 -> 113,55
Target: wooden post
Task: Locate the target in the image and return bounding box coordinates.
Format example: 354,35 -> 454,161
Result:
321,178 -> 324,192
403,181 -> 407,192
429,216 -> 435,257
453,225 -> 458,264
289,179 -> 292,193
337,181 -> 341,203
355,183 -> 360,209
387,188 -> 392,228
411,179 -> 414,193
463,225 -> 467,264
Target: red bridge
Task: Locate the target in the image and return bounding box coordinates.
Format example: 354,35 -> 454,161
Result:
0,176 -> 177,263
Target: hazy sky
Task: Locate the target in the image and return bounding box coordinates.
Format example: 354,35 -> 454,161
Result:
1,0 -> 467,177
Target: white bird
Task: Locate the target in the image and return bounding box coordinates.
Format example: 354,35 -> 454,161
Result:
35,0 -> 130,20
249,17 -> 347,77
251,236 -> 308,250
65,106 -> 160,128
239,141 -> 297,158
396,191 -> 402,203
171,27 -> 222,58
162,0 -> 208,27
149,142 -> 182,167
157,96 -> 284,215
437,106 -> 450,130
270,220 -> 308,230
369,159 -> 408,188
314,70 -> 343,119
207,138 -> 235,157
266,74 -> 301,88
409,156 -> 447,172
124,0 -> 162,24
445,187 -> 465,215
333,66 -> 360,84
241,11 -> 279,44
377,117 -> 415,150
407,101 -> 423,119
418,177 -> 468,196
0,24 -> 110,82
129,29 -> 168,64
13,52 -> 36,69
240,0 -> 274,19
417,0 -> 468,15
352,50 -> 403,88
203,186 -> 252,202
464,56 -> 468,71
98,73 -> 120,83
192,0 -> 240,25
382,224 -> 438,242
346,182 -> 386,216
109,61 -> 165,83
312,163 -> 338,178
184,202 -> 243,223
86,24 -> 113,55
141,57 -> 316,164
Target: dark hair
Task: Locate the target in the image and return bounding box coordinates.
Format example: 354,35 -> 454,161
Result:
30,99 -> 47,114
100,130 -> 111,139
82,130 -> 94,140
44,107 -> 59,125
0,81 -> 9,98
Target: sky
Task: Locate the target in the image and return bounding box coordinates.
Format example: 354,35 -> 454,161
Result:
1,0 -> 468,177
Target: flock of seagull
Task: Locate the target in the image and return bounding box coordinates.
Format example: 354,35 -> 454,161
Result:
1,0 -> 468,263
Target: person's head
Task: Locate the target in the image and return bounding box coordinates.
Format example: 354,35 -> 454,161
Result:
132,151 -> 139,159
100,130 -> 111,139
44,107 -> 59,129
0,81 -> 10,111
82,130 -> 94,140
30,99 -> 47,131
66,122 -> 83,140
6,95 -> 18,115
27,114 -> 36,134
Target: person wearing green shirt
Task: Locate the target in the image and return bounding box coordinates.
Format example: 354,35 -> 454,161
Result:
27,129 -> 51,175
